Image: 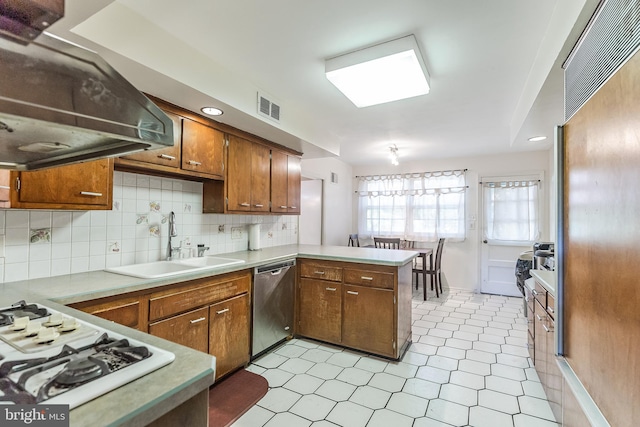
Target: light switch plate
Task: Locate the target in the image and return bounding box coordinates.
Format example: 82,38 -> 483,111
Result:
231,227 -> 242,239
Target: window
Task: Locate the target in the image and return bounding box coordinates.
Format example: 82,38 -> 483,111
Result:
482,178 -> 540,244
357,170 -> 466,242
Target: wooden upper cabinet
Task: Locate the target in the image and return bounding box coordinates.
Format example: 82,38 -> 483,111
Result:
251,143 -> 271,212
226,135 -> 271,213
6,158 -> 113,210
121,111 -> 182,169
271,149 -> 301,214
181,118 -> 225,179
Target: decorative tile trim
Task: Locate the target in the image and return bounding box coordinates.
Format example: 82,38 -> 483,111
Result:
30,228 -> 51,244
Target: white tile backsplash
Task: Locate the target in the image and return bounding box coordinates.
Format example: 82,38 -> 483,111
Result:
0,171 -> 299,283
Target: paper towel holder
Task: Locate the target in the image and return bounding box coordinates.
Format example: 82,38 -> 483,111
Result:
249,223 -> 261,251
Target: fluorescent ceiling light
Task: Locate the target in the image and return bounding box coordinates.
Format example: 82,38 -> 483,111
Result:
201,106 -> 223,116
325,35 -> 430,108
528,136 -> 547,142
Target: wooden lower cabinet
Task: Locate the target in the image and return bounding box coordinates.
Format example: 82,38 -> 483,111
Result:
298,278 -> 342,343
149,307 -> 209,354
209,294 -> 250,380
297,259 -> 411,360
69,294 -> 145,330
342,284 -> 395,357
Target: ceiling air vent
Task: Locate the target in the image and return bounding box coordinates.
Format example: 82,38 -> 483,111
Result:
563,0 -> 640,121
257,92 -> 281,123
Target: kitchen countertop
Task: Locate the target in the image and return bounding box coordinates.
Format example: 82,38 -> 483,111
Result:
1,244 -> 417,425
530,269 -> 557,296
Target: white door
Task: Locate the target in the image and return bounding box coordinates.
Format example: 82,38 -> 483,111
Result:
299,179 -> 323,245
479,174 -> 542,296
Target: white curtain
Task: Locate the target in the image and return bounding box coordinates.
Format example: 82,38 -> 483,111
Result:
483,180 -> 540,243
357,170 -> 466,242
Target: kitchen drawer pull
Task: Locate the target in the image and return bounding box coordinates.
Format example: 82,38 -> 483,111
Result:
289,206 -> 297,209
0,185 -> 9,190
536,314 -> 543,321
216,308 -> 230,315
360,276 -> 373,281
314,271 -> 325,275
524,296 -> 529,302
254,204 -> 264,208
187,160 -> 202,166
279,205 -> 288,209
542,324 -> 550,333
190,317 -> 206,324
532,289 -> 539,295
325,287 -> 337,291
158,154 -> 176,160
239,203 -> 251,207
547,306 -> 554,313
80,191 -> 103,197
347,291 -> 359,295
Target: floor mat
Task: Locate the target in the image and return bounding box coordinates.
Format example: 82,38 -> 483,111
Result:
208,369 -> 268,427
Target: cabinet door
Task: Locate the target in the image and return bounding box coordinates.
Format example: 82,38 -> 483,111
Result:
12,158 -> 113,209
209,293 -> 250,380
226,135 -> 252,212
121,111 -> 182,168
342,284 -> 395,357
181,118 -> 224,178
149,307 -> 209,354
270,150 -> 288,213
251,143 -> 271,212
71,296 -> 141,330
287,155 -> 301,213
298,278 -> 341,343
533,299 -> 547,381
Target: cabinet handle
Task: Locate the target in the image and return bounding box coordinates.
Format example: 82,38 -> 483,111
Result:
524,296 -> 529,302
254,204 -> 264,208
158,154 -> 176,160
190,317 -> 206,324
80,191 -> 103,197
216,308 -> 230,315
314,271 -> 325,275
547,306 -> 554,313
289,206 -> 297,209
347,291 -> 359,295
279,205 -> 287,209
532,289 -> 539,295
542,324 -> 550,333
187,160 -> 202,166
0,185 -> 9,190
239,203 -> 250,207
536,314 -> 543,321
325,287 -> 336,291
360,276 -> 373,281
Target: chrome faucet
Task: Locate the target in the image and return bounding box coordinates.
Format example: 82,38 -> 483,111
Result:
167,211 -> 179,260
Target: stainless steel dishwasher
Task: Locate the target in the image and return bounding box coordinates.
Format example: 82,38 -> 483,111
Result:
252,259 -> 296,358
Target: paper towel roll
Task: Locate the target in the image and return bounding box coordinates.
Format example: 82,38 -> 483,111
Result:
249,223 -> 261,251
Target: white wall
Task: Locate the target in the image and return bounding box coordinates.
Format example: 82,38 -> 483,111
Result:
352,150 -> 553,291
0,171 -> 299,283
301,157 -> 353,246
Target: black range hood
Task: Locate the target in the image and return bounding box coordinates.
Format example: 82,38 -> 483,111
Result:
0,0 -> 174,170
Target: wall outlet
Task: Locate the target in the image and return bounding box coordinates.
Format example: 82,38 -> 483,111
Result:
218,225 -> 225,233
231,227 -> 242,239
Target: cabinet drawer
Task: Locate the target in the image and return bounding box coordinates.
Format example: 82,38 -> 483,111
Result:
300,262 -> 342,282
149,274 -> 250,321
149,307 -> 209,353
344,268 -> 394,289
533,281 -> 546,307
546,292 -> 555,319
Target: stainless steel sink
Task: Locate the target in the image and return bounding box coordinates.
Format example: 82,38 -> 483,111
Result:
105,257 -> 245,279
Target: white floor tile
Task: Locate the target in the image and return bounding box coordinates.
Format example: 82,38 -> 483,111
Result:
401,351 -> 429,366
522,380 -> 547,399
289,394 -> 336,421
336,367 -> 374,386
326,401 -> 373,427
438,383 -> 478,406
478,389 -> 520,414
263,412 -> 311,427
349,385 -> 391,409
478,333 -> 507,345
402,378 -> 441,399
425,398 -> 469,426
300,348 -> 335,363
283,373 -> 324,394
384,361 -> 418,378
232,404 -> 274,427
279,357 -> 315,374
310,421 -> 340,427
427,355 -> 459,371
518,396 -> 557,421
410,342 -> 439,355
449,370 -> 485,390
416,365 -> 451,384
491,363 -> 527,381
386,392 -> 429,417
436,346 -> 467,360
326,352 -> 361,368
253,353 -> 288,369
452,330 -> 478,342
497,353 -> 530,369
444,338 -> 473,350
513,413 -> 560,427
418,335 -> 447,346
469,406 -> 515,427
485,375 -> 524,396
275,344 -> 308,358
353,356 -> 389,373
306,363 -> 343,380
473,340 -> 503,354
257,387 -> 301,412
367,409 -> 414,427
315,379 -> 357,401
368,372 -> 407,392
465,349 -> 497,364
261,368 -> 294,387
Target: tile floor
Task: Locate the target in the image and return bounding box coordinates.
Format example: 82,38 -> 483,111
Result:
232,289 -> 558,427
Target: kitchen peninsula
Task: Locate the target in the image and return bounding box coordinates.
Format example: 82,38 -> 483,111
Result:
1,244 -> 417,426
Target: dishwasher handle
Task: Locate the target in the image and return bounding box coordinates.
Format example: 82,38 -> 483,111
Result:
255,259 -> 296,275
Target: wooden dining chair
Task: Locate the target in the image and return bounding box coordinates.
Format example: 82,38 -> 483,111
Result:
413,238 -> 445,298
348,234 -> 360,247
374,237 -> 401,249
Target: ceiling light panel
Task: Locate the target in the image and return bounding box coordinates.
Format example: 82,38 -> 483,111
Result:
325,35 -> 430,108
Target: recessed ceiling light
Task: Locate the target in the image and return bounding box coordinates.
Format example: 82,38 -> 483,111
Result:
325,35 -> 430,108
201,106 -> 223,116
528,136 -> 547,142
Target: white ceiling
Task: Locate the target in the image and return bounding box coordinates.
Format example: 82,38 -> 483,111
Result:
49,0 -> 599,166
